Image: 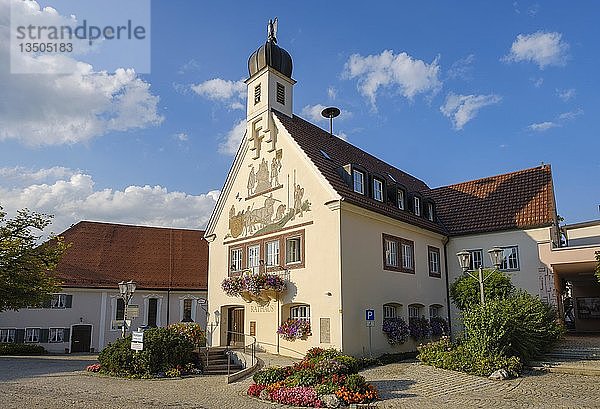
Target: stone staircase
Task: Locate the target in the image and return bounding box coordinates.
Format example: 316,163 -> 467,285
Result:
202,347 -> 244,375
530,346 -> 600,376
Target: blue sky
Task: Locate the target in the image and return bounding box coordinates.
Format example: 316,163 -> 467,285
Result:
1,0 -> 598,234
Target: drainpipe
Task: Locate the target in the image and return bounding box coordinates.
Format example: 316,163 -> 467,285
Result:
442,236 -> 452,335
166,230 -> 173,326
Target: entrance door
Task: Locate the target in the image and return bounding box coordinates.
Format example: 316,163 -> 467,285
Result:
71,325 -> 92,353
227,307 -> 244,346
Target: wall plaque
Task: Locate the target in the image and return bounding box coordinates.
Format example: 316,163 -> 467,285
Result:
320,318 -> 331,344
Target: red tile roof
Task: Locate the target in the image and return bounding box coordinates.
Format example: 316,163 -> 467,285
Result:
54,221 -> 208,290
429,165 -> 556,236
274,111 -> 556,236
274,111 -> 446,235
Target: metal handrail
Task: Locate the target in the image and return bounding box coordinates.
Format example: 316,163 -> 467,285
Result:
225,330 -> 257,376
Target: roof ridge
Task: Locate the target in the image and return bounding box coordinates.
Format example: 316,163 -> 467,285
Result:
432,164 -> 551,191
73,220 -> 205,233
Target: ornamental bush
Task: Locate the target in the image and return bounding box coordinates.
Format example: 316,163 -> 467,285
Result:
98,327 -> 196,377
450,269 -> 514,311
168,323 -> 206,348
253,367 -> 286,385
0,343 -> 46,355
430,317 -> 449,337
408,317 -> 430,340
382,317 -> 409,345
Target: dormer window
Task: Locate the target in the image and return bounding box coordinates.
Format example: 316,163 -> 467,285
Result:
414,196 -> 421,216
373,179 -> 383,202
397,189 -> 405,210
427,202 -> 434,221
353,170 -> 364,194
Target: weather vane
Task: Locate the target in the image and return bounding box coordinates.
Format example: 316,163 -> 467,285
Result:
267,17 -> 278,43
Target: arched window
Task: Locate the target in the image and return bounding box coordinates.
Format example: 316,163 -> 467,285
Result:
408,303 -> 424,324
290,304 -> 310,322
383,303 -> 402,319
429,304 -> 443,320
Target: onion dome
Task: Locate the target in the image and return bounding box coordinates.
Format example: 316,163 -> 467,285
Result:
248,18 -> 293,78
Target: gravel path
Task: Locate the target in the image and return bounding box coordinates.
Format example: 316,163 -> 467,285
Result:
1,355 -> 599,408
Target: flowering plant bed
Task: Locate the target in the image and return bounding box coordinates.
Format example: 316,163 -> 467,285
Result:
221,272 -> 287,297
382,317 -> 410,345
277,319 -> 312,341
168,323 -> 206,348
247,347 -> 378,407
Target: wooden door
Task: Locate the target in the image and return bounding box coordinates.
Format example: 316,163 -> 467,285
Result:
227,307 -> 244,346
71,325 -> 92,353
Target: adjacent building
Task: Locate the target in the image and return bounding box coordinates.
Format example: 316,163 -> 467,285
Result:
205,23 -> 600,358
0,221 -> 208,353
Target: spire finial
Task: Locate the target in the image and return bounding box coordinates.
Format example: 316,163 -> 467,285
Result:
267,17 -> 278,43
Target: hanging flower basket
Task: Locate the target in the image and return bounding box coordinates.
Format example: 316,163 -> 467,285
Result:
240,291 -> 254,303
382,317 -> 409,345
277,319 -> 311,341
221,272 -> 287,298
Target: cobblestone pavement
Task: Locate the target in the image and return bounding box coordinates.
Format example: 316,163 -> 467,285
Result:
2,355 -> 600,408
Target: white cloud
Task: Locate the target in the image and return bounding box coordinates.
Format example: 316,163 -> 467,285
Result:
557,88 -> 576,102
343,50 -> 441,108
448,54 -> 475,80
337,131 -> 348,141
300,104 -> 352,123
528,121 -> 559,132
504,31 -> 569,69
0,168 -> 220,236
191,78 -> 246,110
531,77 -> 544,88
327,86 -> 337,100
440,93 -> 502,130
0,0 -> 163,146
0,166 -> 77,186
558,108 -> 583,121
174,132 -> 189,141
218,119 -> 246,155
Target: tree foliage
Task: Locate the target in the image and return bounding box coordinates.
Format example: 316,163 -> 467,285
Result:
449,269 -> 515,311
595,251 -> 600,283
0,207 -> 69,311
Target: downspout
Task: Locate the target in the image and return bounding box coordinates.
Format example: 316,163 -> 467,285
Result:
167,230 -> 173,326
442,236 -> 452,335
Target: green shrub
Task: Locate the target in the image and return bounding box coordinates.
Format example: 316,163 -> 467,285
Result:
344,374 -> 368,393
0,343 -> 46,355
315,382 -> 338,397
285,368 -> 321,387
463,291 -> 564,361
252,366 -> 286,385
450,270 -> 514,311
98,327 -> 195,377
333,355 -> 359,374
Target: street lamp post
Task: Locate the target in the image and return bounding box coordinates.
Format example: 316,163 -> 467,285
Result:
456,247 -> 505,305
118,280 -> 136,338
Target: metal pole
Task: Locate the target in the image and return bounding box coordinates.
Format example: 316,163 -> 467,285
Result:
479,266 -> 485,305
368,326 -> 372,358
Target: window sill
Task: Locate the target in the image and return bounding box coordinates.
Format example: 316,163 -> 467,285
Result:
383,266 -> 415,274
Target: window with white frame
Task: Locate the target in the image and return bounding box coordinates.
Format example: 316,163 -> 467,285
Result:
248,244 -> 260,273
385,239 -> 398,267
402,242 -> 414,270
414,196 -> 421,216
383,304 -> 399,319
373,179 -> 383,202
397,189 -> 405,210
25,328 -> 40,343
266,240 -> 280,267
50,294 -> 66,308
428,246 -> 441,277
429,305 -> 441,320
0,329 -> 15,343
290,304 -> 310,322
230,248 -> 243,272
468,249 -> 483,270
49,328 -> 64,343
500,246 -> 519,270
408,305 -> 421,323
427,203 -> 434,221
182,299 -> 193,322
353,170 -> 364,194
286,236 -> 301,264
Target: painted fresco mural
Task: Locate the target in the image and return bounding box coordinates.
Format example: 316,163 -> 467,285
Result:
227,130 -> 311,239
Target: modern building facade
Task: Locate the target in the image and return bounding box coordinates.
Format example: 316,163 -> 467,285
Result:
205,22 -> 600,358
0,221 -> 209,353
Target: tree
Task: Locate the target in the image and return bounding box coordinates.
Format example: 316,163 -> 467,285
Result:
449,269 -> 515,311
595,251 -> 600,283
0,207 -> 69,311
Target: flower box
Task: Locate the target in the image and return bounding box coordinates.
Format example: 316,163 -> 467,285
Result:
221,272 -> 287,301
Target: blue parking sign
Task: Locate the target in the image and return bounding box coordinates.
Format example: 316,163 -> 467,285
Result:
366,309 -> 375,321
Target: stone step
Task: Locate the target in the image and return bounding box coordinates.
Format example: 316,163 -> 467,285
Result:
529,363 -> 600,377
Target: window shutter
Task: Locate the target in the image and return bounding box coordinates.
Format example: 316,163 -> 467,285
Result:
406,193 -> 414,212
15,329 -> 25,343
63,328 -> 70,342
42,298 -> 52,308
65,295 -> 73,308
40,329 -> 49,343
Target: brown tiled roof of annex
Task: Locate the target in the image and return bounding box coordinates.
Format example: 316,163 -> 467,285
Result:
54,221 -> 208,290
273,111 -> 447,235
429,165 -> 556,236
